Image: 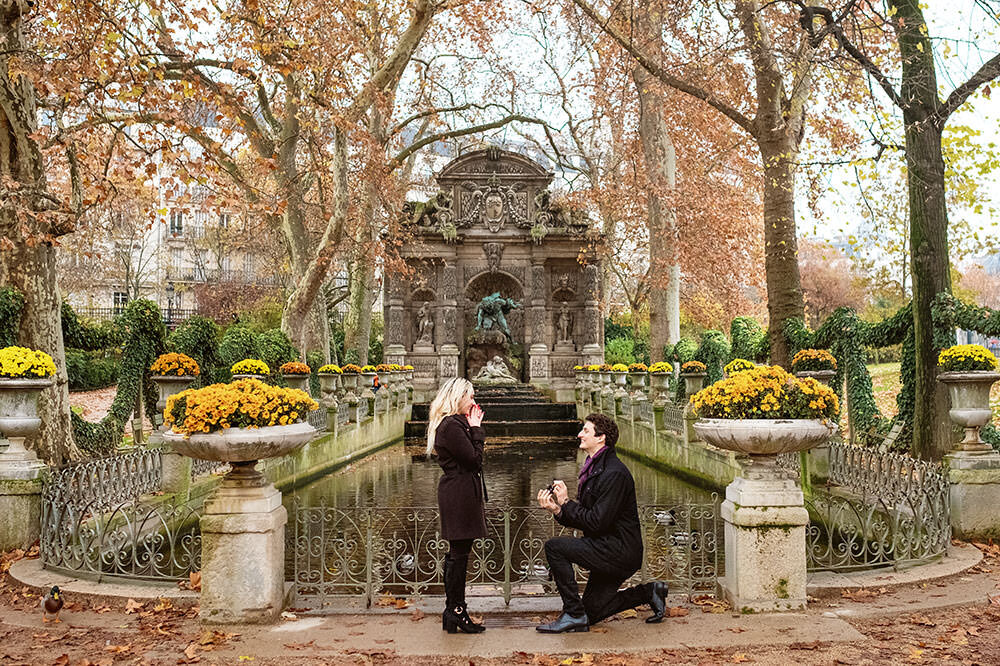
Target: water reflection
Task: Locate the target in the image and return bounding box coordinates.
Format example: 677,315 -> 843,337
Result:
285,438 -> 718,509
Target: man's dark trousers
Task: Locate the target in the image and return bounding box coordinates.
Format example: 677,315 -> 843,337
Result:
545,536 -> 653,623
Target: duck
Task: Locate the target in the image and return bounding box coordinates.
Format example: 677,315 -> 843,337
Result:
41,586 -> 63,623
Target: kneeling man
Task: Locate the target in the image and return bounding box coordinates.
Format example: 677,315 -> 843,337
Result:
536,413 -> 668,633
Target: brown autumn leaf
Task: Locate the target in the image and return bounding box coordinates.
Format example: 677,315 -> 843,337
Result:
731,654 -> 748,663
103,645 -> 131,654
53,655 -> 69,666
668,606 -> 689,617
182,643 -> 200,662
728,627 -> 747,633
153,598 -> 173,613
283,641 -> 316,651
410,608 -> 426,622
188,572 -> 202,591
789,641 -> 820,650
124,598 -> 144,614
910,615 -> 936,627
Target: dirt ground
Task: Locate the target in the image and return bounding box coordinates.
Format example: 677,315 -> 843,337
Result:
4,547 -> 1000,666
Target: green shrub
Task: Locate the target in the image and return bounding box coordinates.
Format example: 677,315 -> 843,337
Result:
696,330 -> 731,384
259,328 -> 299,371
605,337 -> 636,366
169,316 -> 223,385
671,337 -> 698,364
306,350 -> 325,397
66,350 -> 120,390
218,324 -> 261,372
730,317 -> 766,363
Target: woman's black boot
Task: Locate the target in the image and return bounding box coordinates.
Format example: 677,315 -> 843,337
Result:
442,555 -> 484,633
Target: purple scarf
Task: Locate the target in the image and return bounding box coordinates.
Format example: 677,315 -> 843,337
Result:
578,445 -> 608,487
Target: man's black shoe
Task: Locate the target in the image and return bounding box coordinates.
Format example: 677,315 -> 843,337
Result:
646,581 -> 669,623
536,612 -> 589,633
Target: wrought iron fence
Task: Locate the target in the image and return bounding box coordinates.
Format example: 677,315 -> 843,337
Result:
307,408 -> 328,432
638,397 -> 653,423
41,450 -> 202,581
191,458 -> 229,478
289,500 -> 721,609
805,441 -> 950,572
661,404 -> 685,433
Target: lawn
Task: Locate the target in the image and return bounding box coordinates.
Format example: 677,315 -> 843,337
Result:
863,362 -> 1000,423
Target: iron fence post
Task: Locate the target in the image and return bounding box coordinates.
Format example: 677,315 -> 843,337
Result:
503,508 -> 511,604
365,509 -> 375,607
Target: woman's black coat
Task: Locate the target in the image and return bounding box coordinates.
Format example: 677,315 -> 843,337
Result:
555,448 -> 643,572
435,414 -> 488,540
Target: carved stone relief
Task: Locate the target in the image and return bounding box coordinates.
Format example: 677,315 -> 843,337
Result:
483,242 -> 504,274
464,263 -> 525,288
441,264 -> 458,302
530,355 -> 549,378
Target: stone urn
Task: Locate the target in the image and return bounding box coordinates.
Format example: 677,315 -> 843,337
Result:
341,372 -> 360,403
938,371 -> 1000,452
164,421 -> 316,624
282,373 -> 310,393
150,375 -> 197,447
682,372 -> 707,397
694,418 -> 837,462
794,370 -> 837,387
649,372 -> 670,405
360,371 -> 377,398
0,378 -> 52,474
627,372 -> 647,393
318,373 -> 340,407
611,370 -> 628,395
695,417 -> 836,613
232,373 -> 266,382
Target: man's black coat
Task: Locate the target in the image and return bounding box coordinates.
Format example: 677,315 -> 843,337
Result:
554,447 -> 643,573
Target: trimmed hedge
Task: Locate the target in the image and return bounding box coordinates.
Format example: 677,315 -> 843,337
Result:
66,350 -> 120,391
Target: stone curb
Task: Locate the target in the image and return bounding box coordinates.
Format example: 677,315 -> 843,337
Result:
12,542 -> 985,616
805,543 -> 983,597
9,558 -> 198,606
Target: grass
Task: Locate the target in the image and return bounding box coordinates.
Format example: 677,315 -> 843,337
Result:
861,362 -> 1000,423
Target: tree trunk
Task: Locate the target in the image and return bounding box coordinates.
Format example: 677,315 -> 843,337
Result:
759,137 -> 804,367
892,0 -> 953,459
633,13 -> 678,364
0,245 -> 82,466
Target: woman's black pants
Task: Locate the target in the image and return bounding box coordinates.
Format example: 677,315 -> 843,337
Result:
444,539 -> 474,608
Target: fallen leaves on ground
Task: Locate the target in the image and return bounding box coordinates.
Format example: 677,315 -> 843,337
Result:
375,594 -> 410,609
691,595 -> 730,613
124,598 -> 144,614
841,587 -> 888,602
410,608 -> 426,622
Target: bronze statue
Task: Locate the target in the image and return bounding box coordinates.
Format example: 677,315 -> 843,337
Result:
475,292 -> 521,341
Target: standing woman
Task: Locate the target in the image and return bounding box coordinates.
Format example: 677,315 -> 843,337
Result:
426,377 -> 487,634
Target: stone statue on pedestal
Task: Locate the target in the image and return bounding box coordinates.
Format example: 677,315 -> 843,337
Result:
475,292 -> 521,342
416,302 -> 434,344
556,302 -> 572,343
473,355 -> 518,385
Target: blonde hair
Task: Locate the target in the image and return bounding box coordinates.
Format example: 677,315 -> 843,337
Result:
426,377 -> 474,455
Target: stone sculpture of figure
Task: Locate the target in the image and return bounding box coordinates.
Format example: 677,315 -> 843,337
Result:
475,292 -> 521,341
416,302 -> 434,344
473,355 -> 517,384
556,302 -> 572,343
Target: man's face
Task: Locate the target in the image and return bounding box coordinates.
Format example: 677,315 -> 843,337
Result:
578,420 -> 605,456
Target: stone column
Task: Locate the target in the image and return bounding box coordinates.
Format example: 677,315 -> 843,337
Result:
200,478 -> 287,624
721,459 -> 808,612
581,264 -> 603,365
945,451 -> 1000,539
384,272 -> 406,365
438,260 -> 460,381
528,260 -> 549,384
0,437 -> 44,551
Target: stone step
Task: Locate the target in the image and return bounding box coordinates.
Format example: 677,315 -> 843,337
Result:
405,419 -> 581,439
410,403 -> 577,421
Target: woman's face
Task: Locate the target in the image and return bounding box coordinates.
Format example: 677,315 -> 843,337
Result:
458,388 -> 475,415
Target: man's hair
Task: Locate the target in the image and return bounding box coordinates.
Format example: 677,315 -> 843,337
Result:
584,413 -> 619,448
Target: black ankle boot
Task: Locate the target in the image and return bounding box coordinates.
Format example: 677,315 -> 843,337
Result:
443,603 -> 485,634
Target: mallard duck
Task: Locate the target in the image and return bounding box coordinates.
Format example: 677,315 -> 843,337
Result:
41,586 -> 63,623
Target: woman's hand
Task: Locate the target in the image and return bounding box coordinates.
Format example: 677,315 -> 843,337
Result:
467,403 -> 484,428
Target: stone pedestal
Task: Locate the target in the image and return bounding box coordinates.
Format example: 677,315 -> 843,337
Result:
945,451 -> 1000,539
438,343 -> 460,380
529,343 -> 549,383
0,444 -> 44,551
581,343 -> 603,367
200,481 -> 288,624
161,447 -> 192,497
720,460 -> 808,613
384,343 -> 407,366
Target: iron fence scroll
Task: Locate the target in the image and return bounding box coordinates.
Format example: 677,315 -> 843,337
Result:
41,449 -> 202,581
289,499 -> 721,609
804,441 -> 950,572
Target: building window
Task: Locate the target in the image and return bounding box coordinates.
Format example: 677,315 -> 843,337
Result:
169,210 -> 184,235
112,291 -> 128,314
218,212 -> 231,228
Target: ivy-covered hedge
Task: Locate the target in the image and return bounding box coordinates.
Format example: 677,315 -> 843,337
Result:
0,286 -> 24,347
70,299 -> 165,456
61,302 -> 123,350
730,316 -> 768,363
168,316 -> 224,385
